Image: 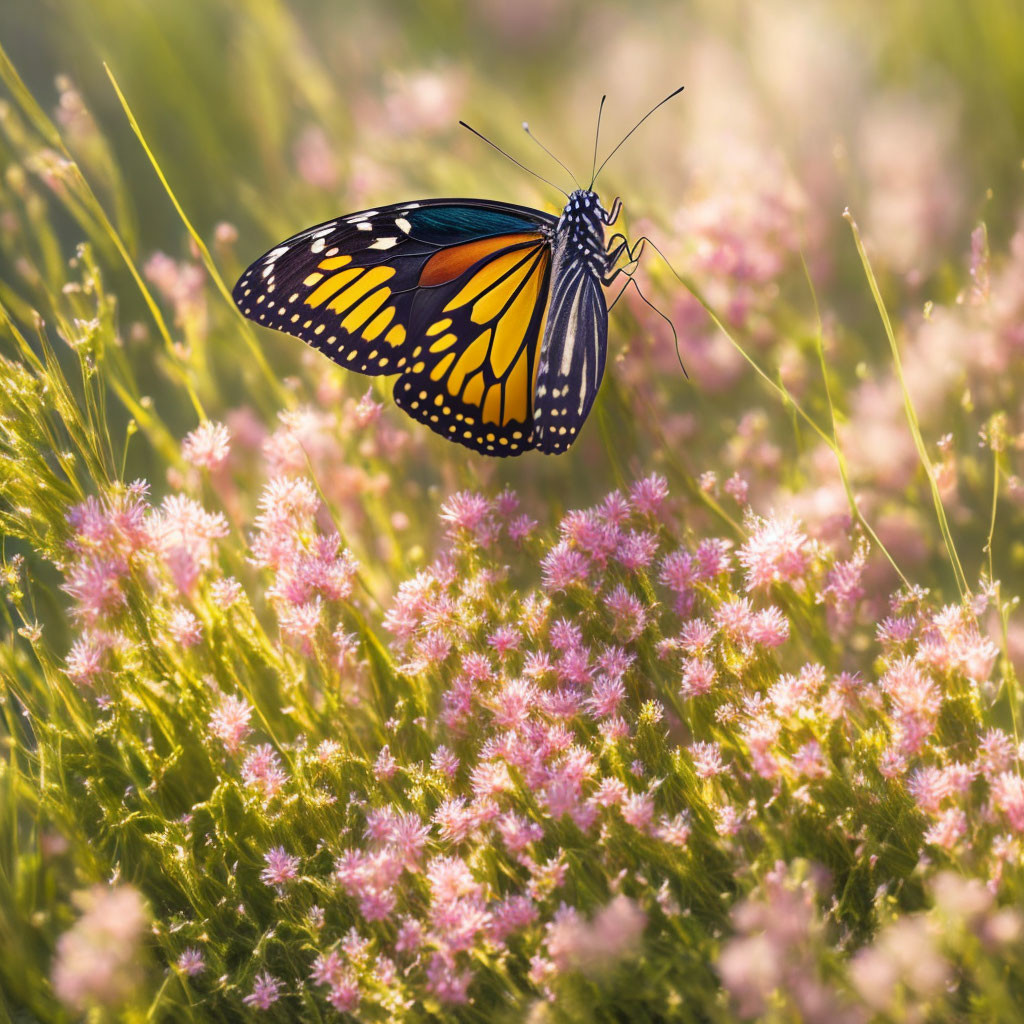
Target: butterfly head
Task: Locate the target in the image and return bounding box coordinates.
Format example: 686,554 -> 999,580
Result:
560,189 -> 608,241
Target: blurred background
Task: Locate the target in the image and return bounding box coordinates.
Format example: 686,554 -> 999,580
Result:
2,0 -> 1024,607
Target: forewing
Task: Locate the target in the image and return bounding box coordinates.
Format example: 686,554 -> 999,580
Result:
232,199 -> 555,384
532,266 -> 608,454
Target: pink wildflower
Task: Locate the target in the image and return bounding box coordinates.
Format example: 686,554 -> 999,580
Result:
181,420 -> 231,470
326,973 -> 360,1013
630,473 -> 669,516
310,950 -> 344,987
620,791 -> 655,830
260,846 -> 300,886
541,542 -> 589,591
924,808 -> 967,850
616,530 -> 660,571
242,972 -> 282,1009
177,948 -> 205,977
991,772 -> 1024,831
656,813 -> 691,847
168,607 -> 202,648
737,514 -> 809,590
681,658 -> 717,697
691,741 -> 725,778
209,694 -> 252,752
605,584 -> 648,642
748,607 -> 790,647
242,745 -> 289,798
725,473 -> 749,504
439,491 -> 492,539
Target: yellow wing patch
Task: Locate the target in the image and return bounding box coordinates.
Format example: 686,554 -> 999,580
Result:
285,256 -> 405,367
415,244 -> 550,435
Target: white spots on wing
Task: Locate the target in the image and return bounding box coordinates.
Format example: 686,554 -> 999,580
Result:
310,237 -> 326,253
267,246 -> 289,261
261,265 -> 274,279
312,227 -> 334,238
356,221 -> 373,231
395,217 -> 412,233
369,236 -> 398,250
399,202 -> 421,210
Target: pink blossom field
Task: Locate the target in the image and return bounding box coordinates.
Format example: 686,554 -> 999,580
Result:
2,0 -> 1024,1020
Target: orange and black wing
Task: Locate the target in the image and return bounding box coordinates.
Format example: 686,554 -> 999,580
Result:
232,199 -> 556,456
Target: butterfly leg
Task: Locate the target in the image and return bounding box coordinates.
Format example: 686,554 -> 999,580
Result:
602,197 -> 623,226
602,236 -> 647,286
605,259 -> 688,379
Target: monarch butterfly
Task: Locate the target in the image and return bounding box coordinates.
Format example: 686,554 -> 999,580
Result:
232,88 -> 683,457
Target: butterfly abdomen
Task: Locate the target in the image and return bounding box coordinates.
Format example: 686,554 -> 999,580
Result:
532,189 -> 611,454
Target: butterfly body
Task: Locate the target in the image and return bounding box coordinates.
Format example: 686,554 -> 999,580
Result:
534,188 -> 614,452
233,191 -> 621,457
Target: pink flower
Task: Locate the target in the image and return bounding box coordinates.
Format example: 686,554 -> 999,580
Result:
691,741 -> 725,778
630,473 -> 669,516
439,491 -> 492,538
168,607 -> 202,647
260,846 -> 300,886
820,544 -> 866,623
395,916 -> 425,953
605,584 -> 648,642
433,797 -> 478,844
487,624 -> 520,656
65,631 -> 109,686
725,473 -> 749,504
737,514 -> 809,590
496,812 -> 543,852
620,791 -> 655,830
431,746 -> 459,777
991,772 -> 1024,831
541,542 -> 589,592
908,766 -> 948,813
695,538 -> 733,578
714,597 -> 755,641
616,530 -> 660,571
792,740 -> 829,780
924,808 -> 967,850
425,952 -> 471,1004
748,607 -> 790,647
242,971 -> 282,1009
242,745 -> 289,798
211,577 -> 243,608
181,420 -> 231,470
310,950 -> 345,987
326,973 -> 360,1013
176,948 -> 205,977
656,813 -> 691,847
977,729 -> 1015,778
209,695 -> 252,752
586,676 -> 626,718
374,745 -> 398,780
660,550 -> 697,593
681,658 -> 717,697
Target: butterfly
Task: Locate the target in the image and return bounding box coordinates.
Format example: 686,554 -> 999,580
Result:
232,88 -> 683,457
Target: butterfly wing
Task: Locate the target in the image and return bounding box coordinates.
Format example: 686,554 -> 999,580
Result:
233,199 -> 556,456
531,263 -> 609,454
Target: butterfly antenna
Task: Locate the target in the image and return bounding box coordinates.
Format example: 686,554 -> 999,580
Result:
591,85 -> 685,187
522,121 -> 580,190
459,121 -> 570,199
589,95 -> 606,190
